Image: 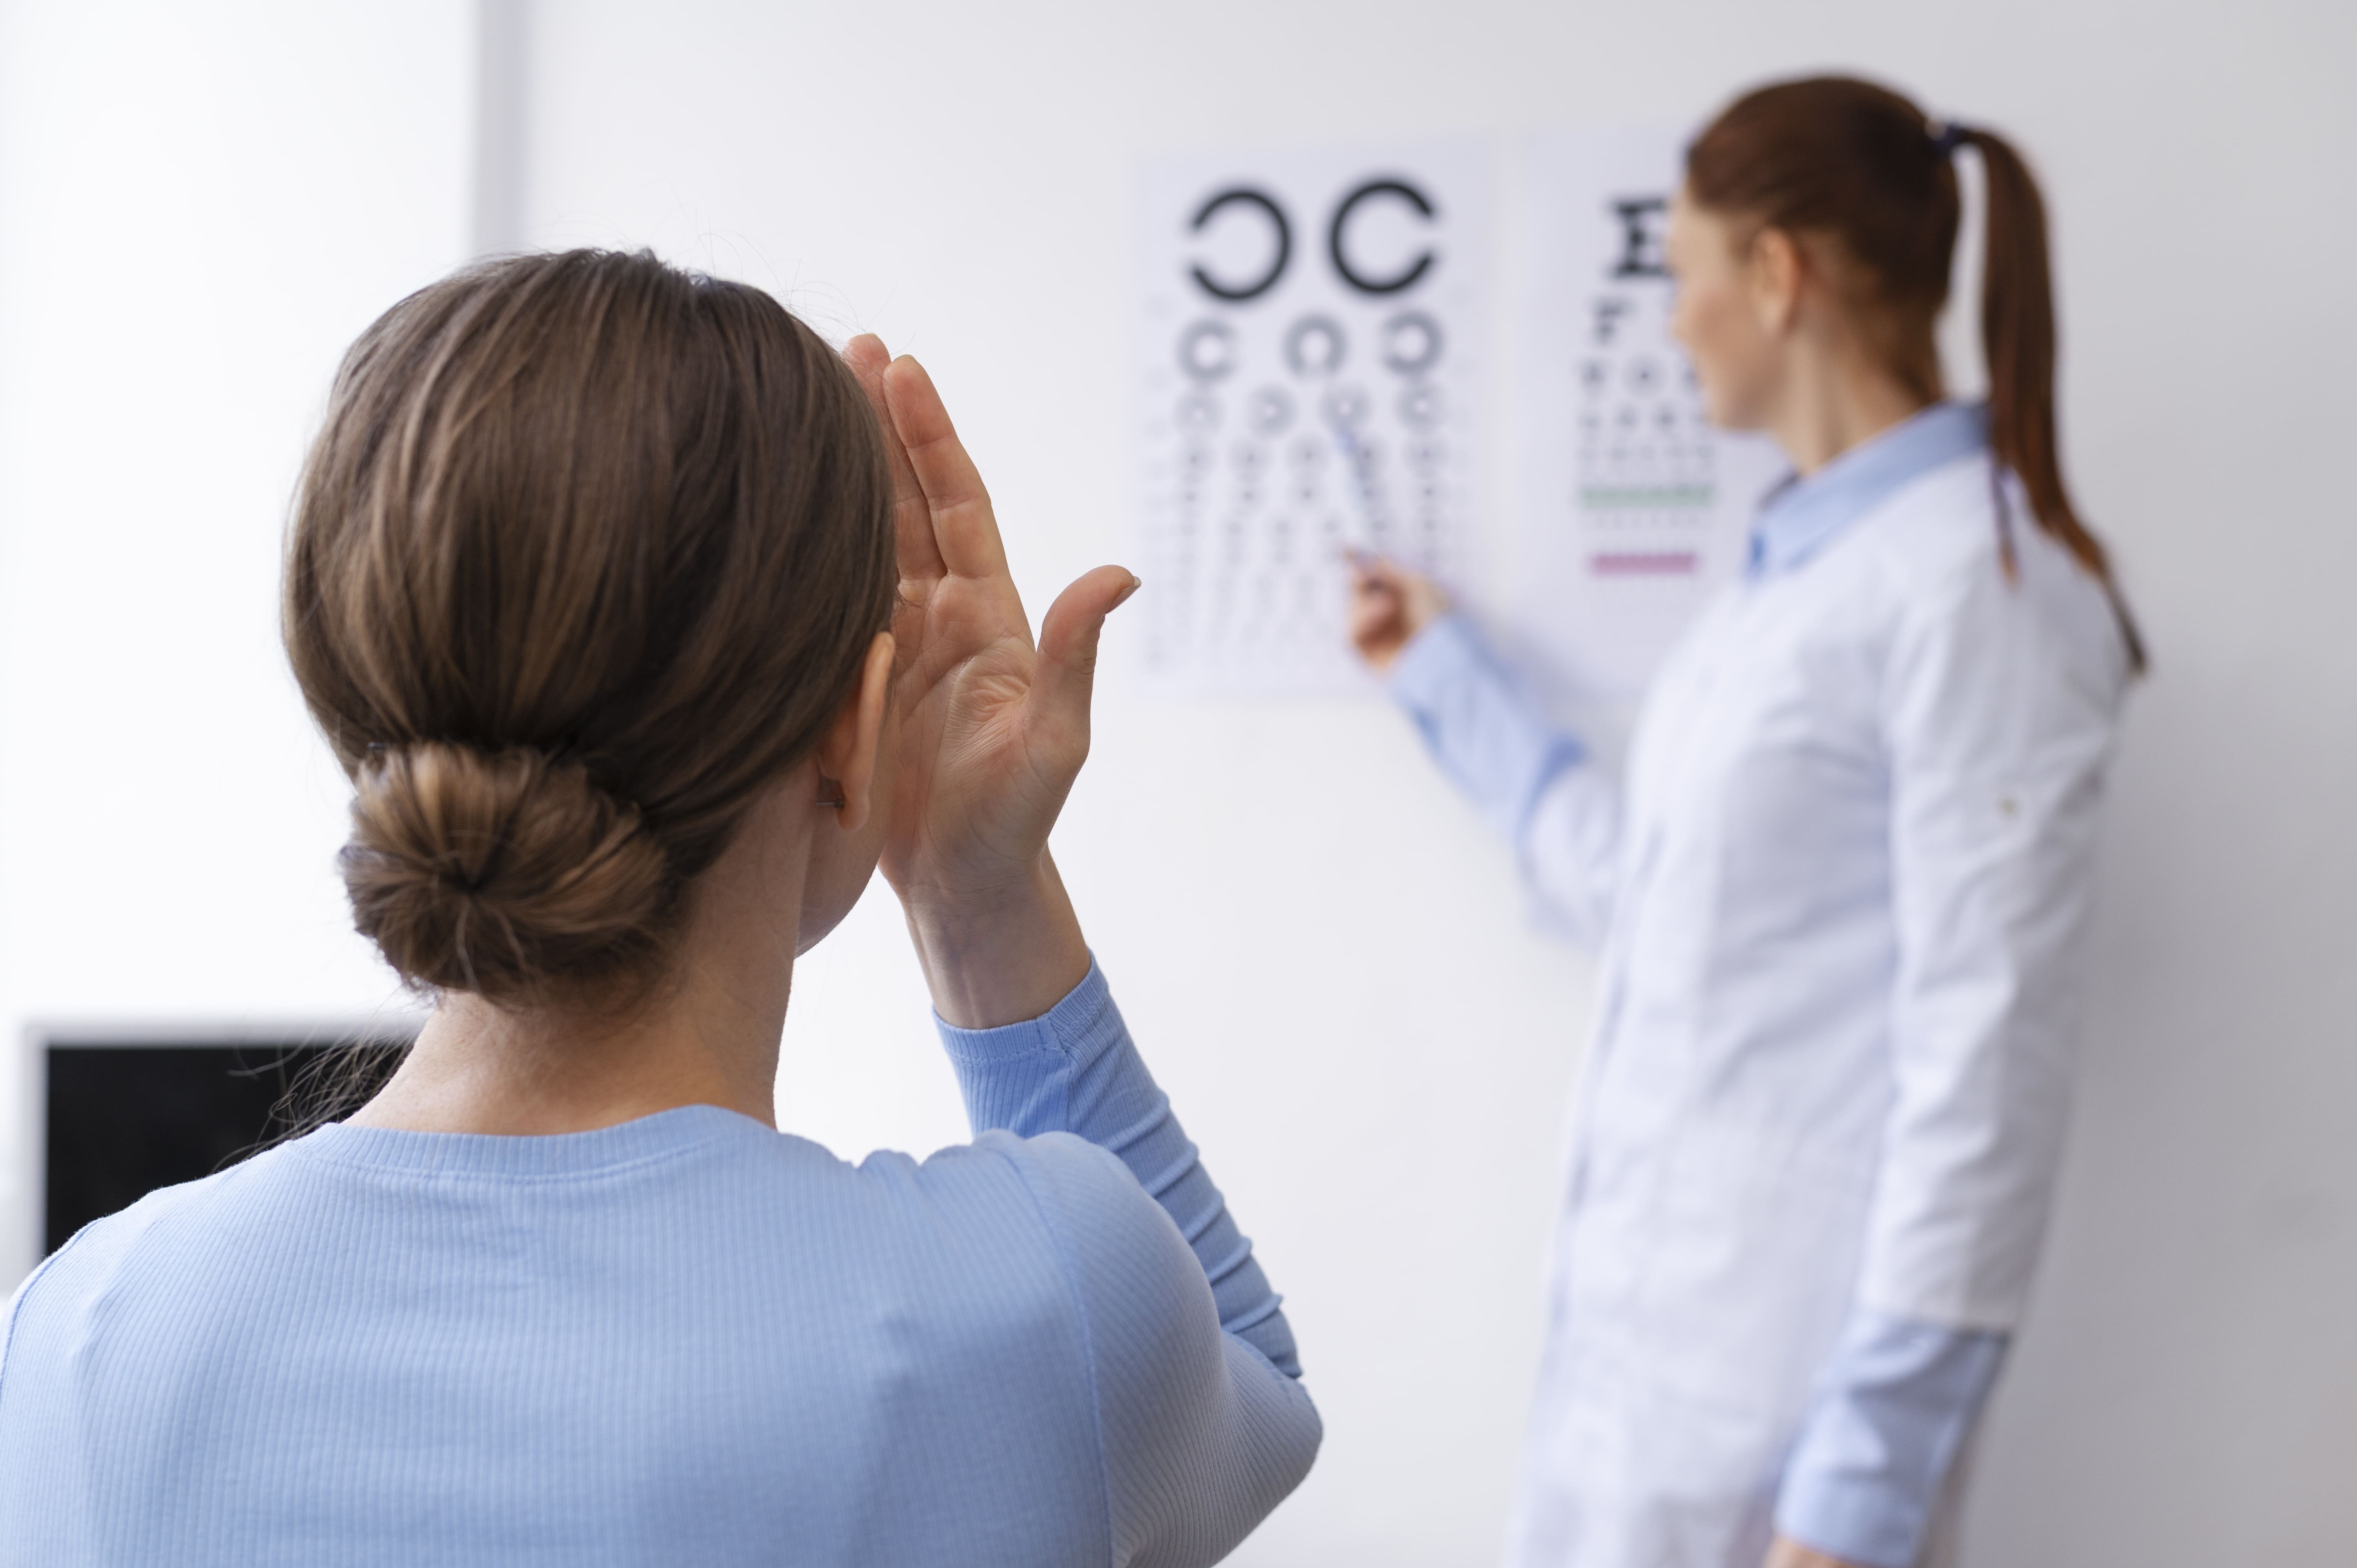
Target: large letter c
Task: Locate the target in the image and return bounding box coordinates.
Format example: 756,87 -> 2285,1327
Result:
1329,178 -> 1437,297
1189,187 -> 1291,303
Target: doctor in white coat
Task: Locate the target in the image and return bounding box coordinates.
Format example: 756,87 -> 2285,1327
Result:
1352,78 -> 2143,1568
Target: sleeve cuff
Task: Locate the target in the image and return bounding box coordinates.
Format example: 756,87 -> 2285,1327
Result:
1385,611 -> 1486,718
1776,1312 -> 2007,1568
1384,613 -> 1585,842
932,956 -> 1114,1068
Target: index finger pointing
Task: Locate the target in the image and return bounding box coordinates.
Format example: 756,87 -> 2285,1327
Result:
881,355 -> 1010,583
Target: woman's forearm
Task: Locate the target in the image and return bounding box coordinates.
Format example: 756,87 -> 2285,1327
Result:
899,850 -> 1093,1030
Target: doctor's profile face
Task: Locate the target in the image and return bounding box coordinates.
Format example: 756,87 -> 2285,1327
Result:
1666,188 -> 1781,433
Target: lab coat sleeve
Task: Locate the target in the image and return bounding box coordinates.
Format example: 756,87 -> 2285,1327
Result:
1387,614 -> 1621,946
1777,540 -> 2123,1566
1855,540 -> 2126,1330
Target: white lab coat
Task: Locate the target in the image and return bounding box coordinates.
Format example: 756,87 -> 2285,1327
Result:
1496,452 -> 2130,1566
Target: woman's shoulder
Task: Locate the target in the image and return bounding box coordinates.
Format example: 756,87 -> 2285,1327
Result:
12,1121 -> 1105,1337
953,1132 -> 1214,1321
19,1151 -> 280,1301
9,1119 -> 1177,1354
1849,454 -> 2016,586
959,1130 -> 1250,1411
2,1154 -> 276,1398
2,1125 -> 1126,1416
1850,458 -> 2129,668
825,1130 -> 1193,1303
941,1131 -> 1179,1251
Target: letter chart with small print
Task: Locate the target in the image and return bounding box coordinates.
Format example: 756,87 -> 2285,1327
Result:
1514,126 -> 1783,703
1134,143 -> 1487,694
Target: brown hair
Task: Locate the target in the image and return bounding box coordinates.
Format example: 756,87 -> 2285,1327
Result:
284,249 -> 895,1007
1686,76 -> 2145,669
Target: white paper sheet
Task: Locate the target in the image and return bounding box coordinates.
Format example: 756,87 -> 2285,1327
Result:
1134,142 -> 1488,694
1514,127 -> 1786,704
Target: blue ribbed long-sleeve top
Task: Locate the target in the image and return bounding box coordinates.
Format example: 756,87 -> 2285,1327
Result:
0,961 -> 1320,1567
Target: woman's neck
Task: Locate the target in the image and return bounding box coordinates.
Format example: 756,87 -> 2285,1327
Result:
348,795 -> 814,1138
1768,343 -> 1936,477
351,968 -> 791,1138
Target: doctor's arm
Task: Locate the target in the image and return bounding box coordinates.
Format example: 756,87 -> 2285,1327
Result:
1350,558 -> 1622,943
1773,559 -> 2126,1568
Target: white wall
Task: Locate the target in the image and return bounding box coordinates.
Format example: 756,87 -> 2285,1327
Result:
515,4 -> 2357,1564
0,0 -> 472,1263
2,2 -> 2352,1565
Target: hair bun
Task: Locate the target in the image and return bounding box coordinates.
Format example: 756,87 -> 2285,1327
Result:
341,742 -> 673,1003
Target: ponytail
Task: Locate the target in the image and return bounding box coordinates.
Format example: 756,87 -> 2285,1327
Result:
1687,77 -> 2146,673
1962,127 -> 2148,670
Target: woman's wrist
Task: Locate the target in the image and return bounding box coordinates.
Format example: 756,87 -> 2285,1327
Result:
898,851 -> 1092,1029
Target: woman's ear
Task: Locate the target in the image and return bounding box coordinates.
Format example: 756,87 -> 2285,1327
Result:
1747,227 -> 1805,337
815,632 -> 895,833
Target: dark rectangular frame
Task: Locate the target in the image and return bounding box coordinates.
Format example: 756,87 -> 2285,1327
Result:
21,1019 -> 420,1268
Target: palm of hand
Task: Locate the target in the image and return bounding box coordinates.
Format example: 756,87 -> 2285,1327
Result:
843,336 -> 1127,911
882,574 -> 1070,901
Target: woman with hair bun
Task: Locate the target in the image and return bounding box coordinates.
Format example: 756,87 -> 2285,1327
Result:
1352,78 -> 2140,1568
0,250 -> 1319,1564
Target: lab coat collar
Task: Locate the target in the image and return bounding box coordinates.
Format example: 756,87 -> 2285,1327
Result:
1746,401 -> 1989,577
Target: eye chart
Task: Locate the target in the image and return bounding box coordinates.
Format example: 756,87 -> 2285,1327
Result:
1515,127 -> 1785,702
1135,143 -> 1487,694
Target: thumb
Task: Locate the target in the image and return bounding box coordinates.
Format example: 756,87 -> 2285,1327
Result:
1032,564 -> 1141,739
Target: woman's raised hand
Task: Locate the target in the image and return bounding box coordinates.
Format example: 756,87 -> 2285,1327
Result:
1348,553 -> 1450,673
843,335 -> 1136,1027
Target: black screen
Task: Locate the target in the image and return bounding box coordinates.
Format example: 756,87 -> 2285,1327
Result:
44,1041 -> 404,1254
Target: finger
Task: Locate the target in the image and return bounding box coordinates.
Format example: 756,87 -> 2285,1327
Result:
1350,565 -> 1399,599
1348,594 -> 1400,648
882,355 -> 1011,582
843,335 -> 947,585
1031,564 -> 1139,742
842,332 -> 888,381
1348,578 -> 1398,621
1350,579 -> 1401,624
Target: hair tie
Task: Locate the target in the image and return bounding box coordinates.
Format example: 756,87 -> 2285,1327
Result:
1928,122 -> 1972,159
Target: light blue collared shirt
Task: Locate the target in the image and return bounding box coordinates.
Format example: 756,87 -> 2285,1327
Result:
1392,401 -> 2011,1568
1749,401 -> 1991,577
